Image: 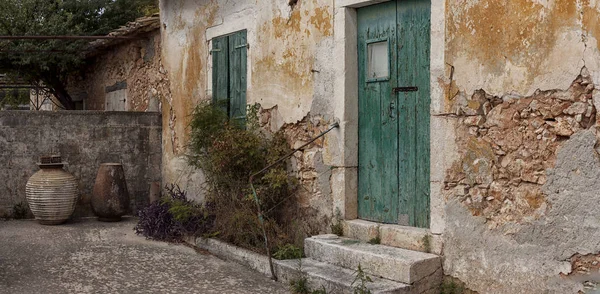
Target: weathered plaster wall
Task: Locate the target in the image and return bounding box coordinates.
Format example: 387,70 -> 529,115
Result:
0,111 -> 162,219
444,129 -> 600,293
442,0 -> 600,292
69,31 -> 169,112
159,0 -> 216,202
445,0 -> 600,97
159,0 -> 337,228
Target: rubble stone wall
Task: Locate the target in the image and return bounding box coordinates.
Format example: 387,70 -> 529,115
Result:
69,30 -> 171,112
260,106 -> 335,234
441,0 -> 600,292
445,70 -> 597,228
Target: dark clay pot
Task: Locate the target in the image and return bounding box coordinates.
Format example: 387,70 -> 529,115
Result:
91,163 -> 130,222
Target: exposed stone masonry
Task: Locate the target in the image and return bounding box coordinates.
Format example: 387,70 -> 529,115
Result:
261,106 -> 333,234
445,68 -> 597,228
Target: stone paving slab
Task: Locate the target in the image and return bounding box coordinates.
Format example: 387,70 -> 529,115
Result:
0,217 -> 288,294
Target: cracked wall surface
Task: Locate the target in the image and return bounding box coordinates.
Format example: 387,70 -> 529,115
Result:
443,0 -> 600,292
445,0 -> 600,97
444,129 -> 600,293
159,0 -> 600,292
445,70 -> 596,228
159,0 -> 336,229
270,109 -> 335,233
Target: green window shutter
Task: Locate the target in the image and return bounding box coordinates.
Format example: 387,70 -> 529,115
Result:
212,35 -> 229,114
228,30 -> 247,125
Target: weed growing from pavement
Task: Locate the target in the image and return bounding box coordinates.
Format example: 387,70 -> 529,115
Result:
351,264 -> 373,294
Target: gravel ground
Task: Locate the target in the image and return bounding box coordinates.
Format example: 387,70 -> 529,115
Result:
0,217 -> 288,294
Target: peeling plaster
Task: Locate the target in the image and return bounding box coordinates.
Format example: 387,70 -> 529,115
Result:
446,0 -> 600,98
157,0 -> 600,292
159,0 -> 336,226
444,5 -> 600,290
69,32 -> 168,112
251,0 -> 334,124
443,129 -> 600,293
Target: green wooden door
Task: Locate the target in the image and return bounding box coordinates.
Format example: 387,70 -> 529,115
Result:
357,0 -> 431,227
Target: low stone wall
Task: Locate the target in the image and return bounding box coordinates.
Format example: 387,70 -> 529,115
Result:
0,111 -> 162,218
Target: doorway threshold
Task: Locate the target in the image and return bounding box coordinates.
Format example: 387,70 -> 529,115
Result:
342,219 -> 443,255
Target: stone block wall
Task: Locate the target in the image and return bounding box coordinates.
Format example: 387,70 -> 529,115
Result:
0,111 -> 162,218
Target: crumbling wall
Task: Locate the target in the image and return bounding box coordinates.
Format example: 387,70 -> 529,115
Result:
261,107 -> 335,234
442,0 -> 600,292
445,70 -> 596,228
0,111 -> 162,219
159,0 -> 337,232
442,69 -> 600,293
69,31 -> 170,112
444,127 -> 600,293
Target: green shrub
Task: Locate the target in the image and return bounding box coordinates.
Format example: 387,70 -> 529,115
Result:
422,235 -> 432,253
187,102 -> 301,253
290,277 -> 310,294
367,236 -> 380,245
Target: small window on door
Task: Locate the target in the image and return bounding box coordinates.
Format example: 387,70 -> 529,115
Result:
367,40 -> 389,82
212,30 -> 248,125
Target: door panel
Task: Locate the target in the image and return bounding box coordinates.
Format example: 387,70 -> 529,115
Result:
397,0 -> 431,228
358,1 -> 398,223
357,0 -> 431,227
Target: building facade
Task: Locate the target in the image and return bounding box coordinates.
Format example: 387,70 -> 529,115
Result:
157,0 -> 600,292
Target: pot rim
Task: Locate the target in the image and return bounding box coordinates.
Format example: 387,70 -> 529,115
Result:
38,163 -> 66,168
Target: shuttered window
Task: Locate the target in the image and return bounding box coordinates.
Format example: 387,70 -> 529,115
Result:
212,30 -> 247,125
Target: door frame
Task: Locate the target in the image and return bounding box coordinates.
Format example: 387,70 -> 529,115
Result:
329,0 -> 450,234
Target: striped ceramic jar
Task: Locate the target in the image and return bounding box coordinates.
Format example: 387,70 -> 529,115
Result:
26,157 -> 78,225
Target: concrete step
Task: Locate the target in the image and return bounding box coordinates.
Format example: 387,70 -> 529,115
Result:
305,234 -> 442,286
275,258 -> 411,294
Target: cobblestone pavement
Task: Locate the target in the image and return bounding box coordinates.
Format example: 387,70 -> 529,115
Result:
0,217 -> 288,294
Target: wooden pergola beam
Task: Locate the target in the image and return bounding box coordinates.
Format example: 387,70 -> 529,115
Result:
0,36 -> 142,40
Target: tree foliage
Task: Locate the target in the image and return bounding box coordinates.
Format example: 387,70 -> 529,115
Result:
0,88 -> 29,108
0,0 -> 158,109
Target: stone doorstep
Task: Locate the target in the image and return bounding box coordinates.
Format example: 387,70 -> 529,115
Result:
195,237 -> 438,294
277,258 -> 412,294
342,219 -> 443,255
305,234 -> 442,286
